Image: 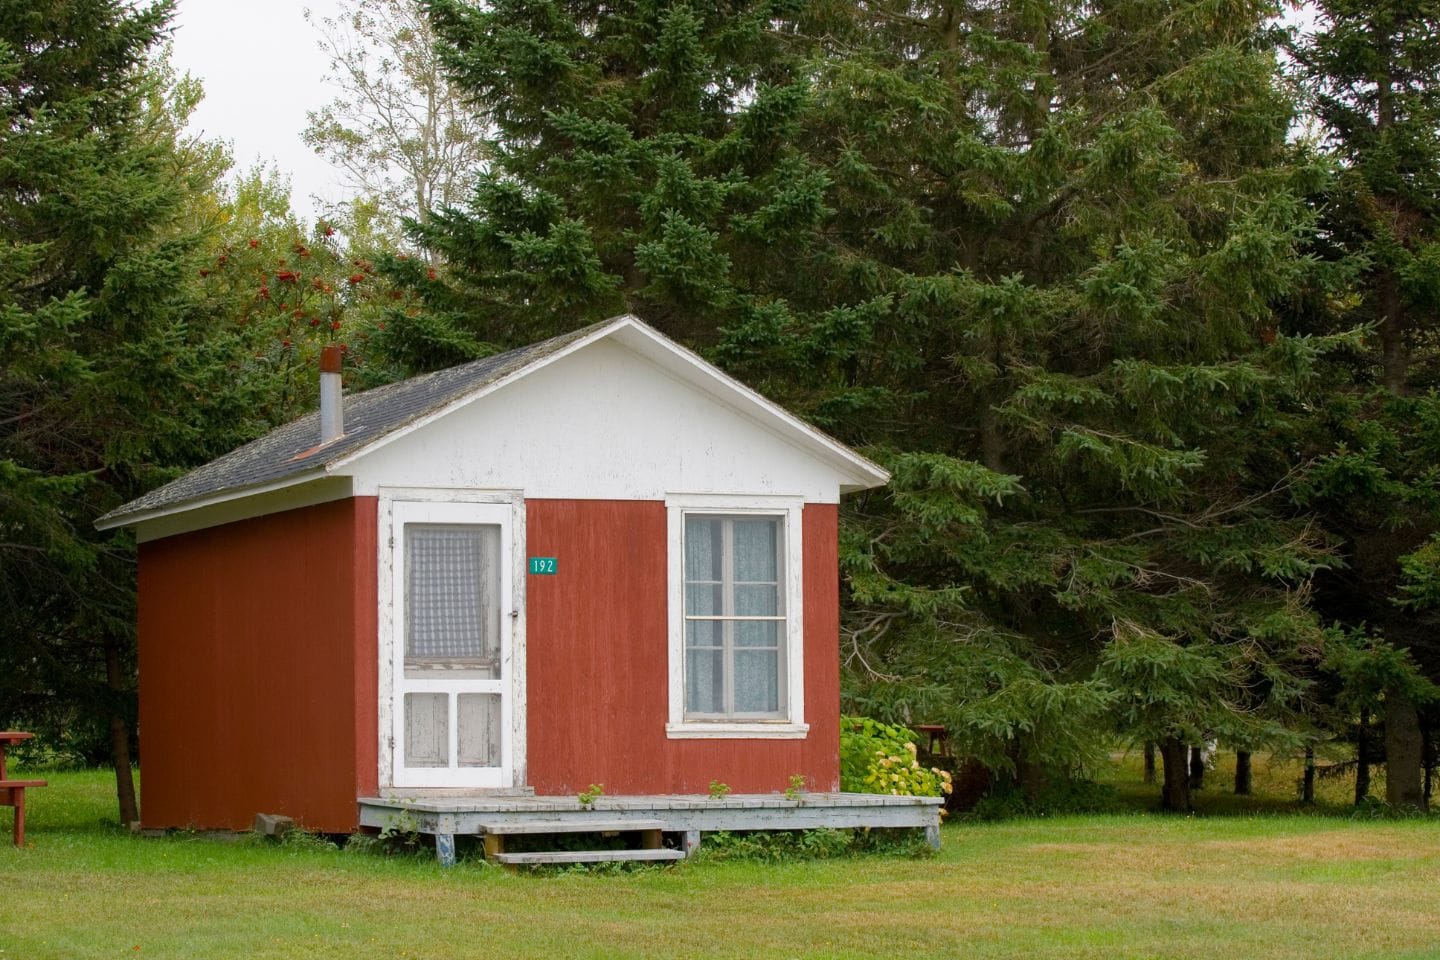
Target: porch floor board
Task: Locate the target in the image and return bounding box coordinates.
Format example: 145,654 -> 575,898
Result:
357,792 -> 944,864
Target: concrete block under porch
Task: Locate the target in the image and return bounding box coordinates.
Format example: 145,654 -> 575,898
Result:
357,792 -> 944,866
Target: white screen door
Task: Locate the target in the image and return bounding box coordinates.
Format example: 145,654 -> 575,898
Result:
391,500 -> 514,788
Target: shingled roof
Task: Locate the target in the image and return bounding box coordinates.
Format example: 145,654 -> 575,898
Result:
96,321 -> 606,529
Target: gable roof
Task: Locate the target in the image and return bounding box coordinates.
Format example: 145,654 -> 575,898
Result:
96,315 -> 889,530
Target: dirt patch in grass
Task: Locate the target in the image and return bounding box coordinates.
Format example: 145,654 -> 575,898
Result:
1198,830 -> 1424,863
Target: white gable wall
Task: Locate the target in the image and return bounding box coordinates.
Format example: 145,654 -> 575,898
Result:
345,339 -> 845,503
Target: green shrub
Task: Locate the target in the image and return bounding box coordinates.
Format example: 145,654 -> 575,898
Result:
695,829 -> 855,863
840,715 -> 953,798
696,827 -> 935,862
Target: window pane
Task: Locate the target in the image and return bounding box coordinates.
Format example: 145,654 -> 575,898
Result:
734,584 -> 779,617
686,618 -> 723,648
684,516 -> 722,582
457,694 -> 502,768
734,650 -> 780,713
685,583 -> 723,617
686,647 -> 725,714
405,524 -> 501,674
404,693 -> 448,767
734,619 -> 780,648
733,519 -> 780,582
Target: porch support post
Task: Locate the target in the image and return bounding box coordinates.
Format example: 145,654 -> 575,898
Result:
435,833 -> 456,867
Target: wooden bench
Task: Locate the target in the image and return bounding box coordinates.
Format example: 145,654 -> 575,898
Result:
0,780 -> 48,847
472,818 -> 672,869
913,723 -> 949,756
0,732 -> 47,846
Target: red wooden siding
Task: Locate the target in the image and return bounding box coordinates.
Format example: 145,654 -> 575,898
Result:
524,500 -> 841,795
137,497 -> 378,831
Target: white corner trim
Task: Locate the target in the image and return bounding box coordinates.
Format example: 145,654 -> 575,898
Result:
665,722 -> 811,740
665,493 -> 806,739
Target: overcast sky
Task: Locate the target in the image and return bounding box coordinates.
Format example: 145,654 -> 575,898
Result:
169,0 -> 350,220
168,0 -> 1322,223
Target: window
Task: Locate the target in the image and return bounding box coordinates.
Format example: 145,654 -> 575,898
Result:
666,496 -> 808,739
683,515 -> 785,716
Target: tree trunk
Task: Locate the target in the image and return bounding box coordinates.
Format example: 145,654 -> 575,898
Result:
979,339 -> 1007,474
103,636 -> 139,826
1376,58 -> 1409,394
1159,738 -> 1192,812
1379,270 -> 1408,393
1385,691 -> 1427,811
979,402 -> 1005,474
1301,745 -> 1316,805
1143,742 -> 1156,784
1188,746 -> 1205,790
1355,707 -> 1371,805
1234,750 -> 1252,796
1019,757 -> 1046,804
1423,722 -> 1433,805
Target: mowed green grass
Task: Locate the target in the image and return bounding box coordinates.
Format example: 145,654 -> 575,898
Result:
2,768 -> 1439,960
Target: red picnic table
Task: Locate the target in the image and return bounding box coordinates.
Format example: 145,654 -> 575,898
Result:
0,732 -> 47,846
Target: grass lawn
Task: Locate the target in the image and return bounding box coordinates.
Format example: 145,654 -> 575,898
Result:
2,767 -> 1438,960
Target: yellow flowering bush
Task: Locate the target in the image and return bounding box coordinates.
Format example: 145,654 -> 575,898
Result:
840,716 -> 954,798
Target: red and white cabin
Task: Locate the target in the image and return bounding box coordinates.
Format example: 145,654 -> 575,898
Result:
98,315 -> 889,832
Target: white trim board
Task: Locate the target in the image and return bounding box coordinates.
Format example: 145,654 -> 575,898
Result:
107,472 -> 340,540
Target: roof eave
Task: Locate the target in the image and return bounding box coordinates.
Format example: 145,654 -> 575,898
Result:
94,467 -> 332,531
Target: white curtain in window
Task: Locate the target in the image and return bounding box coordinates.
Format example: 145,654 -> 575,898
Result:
405,524 -> 501,661
682,514 -> 785,717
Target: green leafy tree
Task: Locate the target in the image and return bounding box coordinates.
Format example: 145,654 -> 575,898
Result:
304,0 -> 491,234
194,167 -> 415,430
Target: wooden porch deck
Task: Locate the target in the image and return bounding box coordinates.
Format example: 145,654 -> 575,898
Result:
357,792 -> 944,866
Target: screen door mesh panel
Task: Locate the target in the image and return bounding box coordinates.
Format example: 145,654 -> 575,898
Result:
405,524 -> 501,660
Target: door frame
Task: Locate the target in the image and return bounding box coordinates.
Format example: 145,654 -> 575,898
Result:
376,488 -> 526,792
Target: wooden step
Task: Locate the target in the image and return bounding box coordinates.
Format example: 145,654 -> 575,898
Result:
478,819 -> 666,835
491,848 -> 686,866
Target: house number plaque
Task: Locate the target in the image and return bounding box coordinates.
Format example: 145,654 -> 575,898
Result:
528,557 -> 558,575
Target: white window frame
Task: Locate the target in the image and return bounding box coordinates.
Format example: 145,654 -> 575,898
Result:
666,494 -> 808,739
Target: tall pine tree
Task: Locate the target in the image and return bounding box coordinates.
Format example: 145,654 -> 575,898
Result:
1292,0 -> 1440,810
413,0 -> 1333,810
0,0 -> 223,822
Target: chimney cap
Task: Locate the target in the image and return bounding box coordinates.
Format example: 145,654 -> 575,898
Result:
320,343 -> 343,374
